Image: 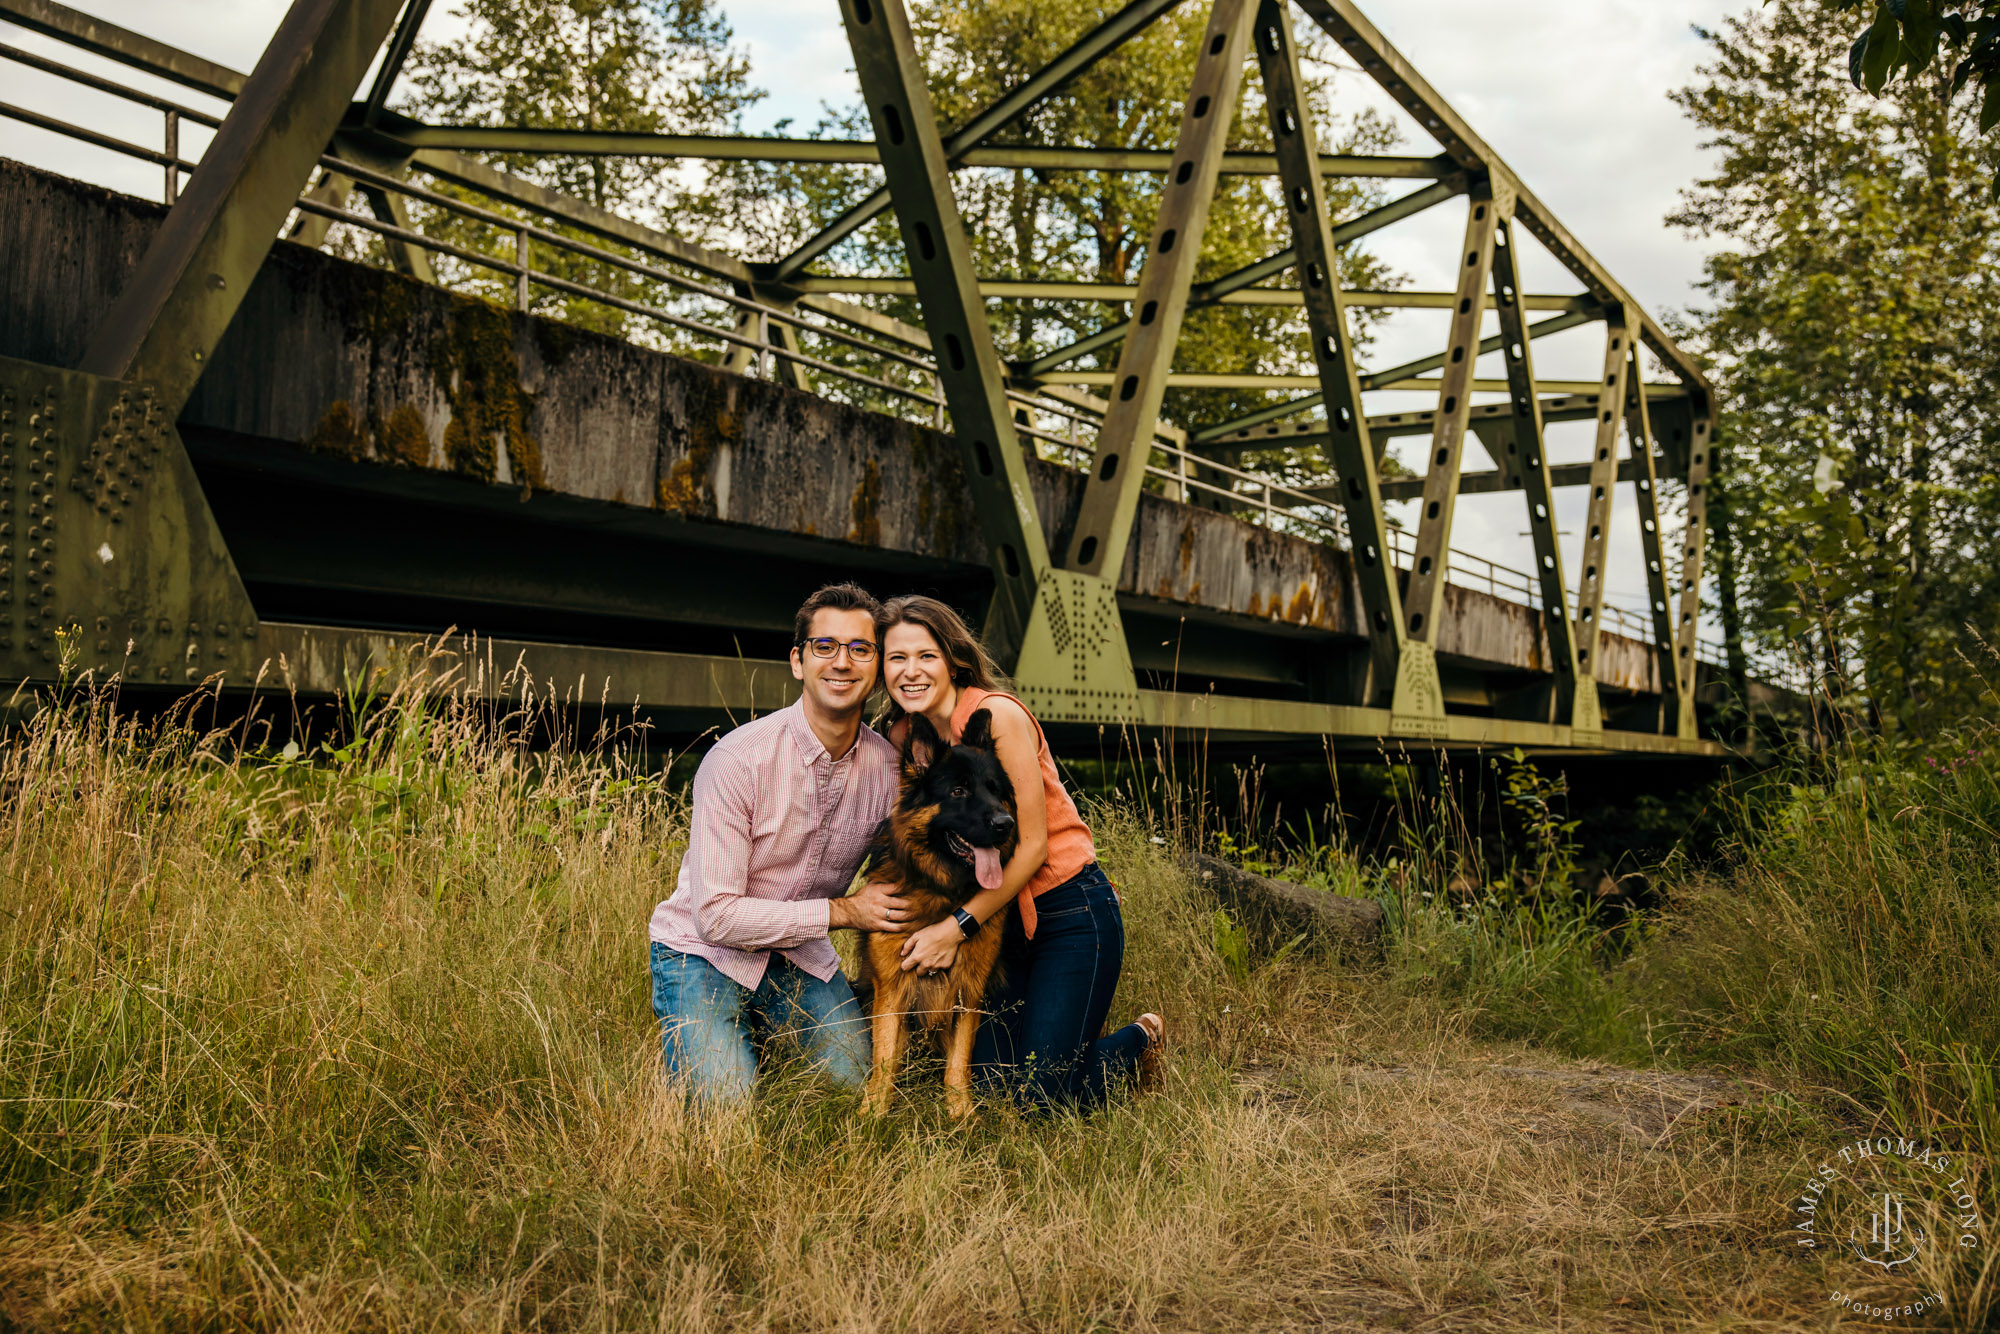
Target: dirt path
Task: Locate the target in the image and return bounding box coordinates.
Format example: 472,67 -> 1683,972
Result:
1211,1039 -> 1877,1331
1335,1060 -> 1766,1146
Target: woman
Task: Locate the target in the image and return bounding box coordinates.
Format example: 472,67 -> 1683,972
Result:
878,594 -> 1163,1111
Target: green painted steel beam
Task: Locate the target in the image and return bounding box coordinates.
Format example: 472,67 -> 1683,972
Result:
1035,372 -> 1616,393
27,617 -> 1723,757
359,0 -> 430,124
784,276 -> 1585,309
1364,456 -> 1641,502
774,0 -> 1186,284
1572,314 -> 1629,683
1252,0 -> 1401,704
291,132 -> 435,281
1207,383 -> 1686,450
0,7 -> 753,294
1401,186 -> 1498,651
1625,350 -> 1683,725
0,356 -> 259,684
1061,0 -> 1259,582
1361,308 -> 1593,392
1021,177 -> 1460,377
722,295 -> 813,393
980,148 -> 1451,176
1490,205 -> 1591,726
1366,392 -> 1607,440
262,628 -> 807,716
839,0 -> 1050,660
381,124 -> 1451,177
76,0 -> 407,417
1672,400 -> 1718,738
1188,305 -> 1593,445
1139,691 -> 1722,755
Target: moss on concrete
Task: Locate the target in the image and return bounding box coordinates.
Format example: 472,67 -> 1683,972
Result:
656,378 -> 736,517
433,301 -> 541,491
374,403 -> 430,467
306,400 -> 366,460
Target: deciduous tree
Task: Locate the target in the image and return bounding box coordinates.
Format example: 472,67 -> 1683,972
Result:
1671,0 -> 2000,732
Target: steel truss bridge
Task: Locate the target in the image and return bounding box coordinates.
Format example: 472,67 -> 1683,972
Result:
0,0 -> 1758,756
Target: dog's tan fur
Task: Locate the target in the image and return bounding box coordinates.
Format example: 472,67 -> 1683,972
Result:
855,803 -> 1011,1120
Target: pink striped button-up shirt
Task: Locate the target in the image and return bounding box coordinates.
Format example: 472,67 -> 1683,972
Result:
649,699 -> 899,990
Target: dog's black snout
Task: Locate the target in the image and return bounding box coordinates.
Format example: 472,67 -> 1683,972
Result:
989,811 -> 1016,836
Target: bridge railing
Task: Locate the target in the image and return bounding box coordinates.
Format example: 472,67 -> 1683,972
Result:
0,30 -> 1701,671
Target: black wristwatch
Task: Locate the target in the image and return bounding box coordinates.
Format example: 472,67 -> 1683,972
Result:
952,908 -> 980,940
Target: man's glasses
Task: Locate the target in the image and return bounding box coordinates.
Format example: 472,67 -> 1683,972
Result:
799,637 -> 878,663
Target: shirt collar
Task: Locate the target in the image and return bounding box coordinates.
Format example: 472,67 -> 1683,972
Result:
781,697 -> 859,767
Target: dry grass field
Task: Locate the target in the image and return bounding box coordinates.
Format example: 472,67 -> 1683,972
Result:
1,658 -> 1992,1331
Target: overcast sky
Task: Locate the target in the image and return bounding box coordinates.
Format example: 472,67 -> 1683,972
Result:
1,0 -> 1753,615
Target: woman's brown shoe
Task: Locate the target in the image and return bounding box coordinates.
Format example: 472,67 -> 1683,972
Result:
1135,1012 -> 1167,1093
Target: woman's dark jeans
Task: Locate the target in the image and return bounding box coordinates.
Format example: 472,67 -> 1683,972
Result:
972,862 -> 1146,1112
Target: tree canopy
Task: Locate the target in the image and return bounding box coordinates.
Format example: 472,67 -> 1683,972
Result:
1673,0 -> 2000,732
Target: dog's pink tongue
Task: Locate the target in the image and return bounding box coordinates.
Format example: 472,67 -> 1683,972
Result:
973,846 -> 1004,890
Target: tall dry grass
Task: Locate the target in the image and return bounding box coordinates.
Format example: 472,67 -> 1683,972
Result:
0,651 -> 1951,1330
0,656 -> 1365,1329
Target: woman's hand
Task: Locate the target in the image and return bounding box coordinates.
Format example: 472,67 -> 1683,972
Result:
899,919 -> 964,974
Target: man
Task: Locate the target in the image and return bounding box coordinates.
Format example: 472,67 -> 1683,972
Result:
648,583 -> 909,1103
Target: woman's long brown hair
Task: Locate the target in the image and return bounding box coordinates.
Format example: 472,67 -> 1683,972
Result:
875,595 -> 1005,731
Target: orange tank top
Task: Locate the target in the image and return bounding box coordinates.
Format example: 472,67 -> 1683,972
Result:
949,686 -> 1095,939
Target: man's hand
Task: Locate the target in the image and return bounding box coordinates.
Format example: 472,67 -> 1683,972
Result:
829,879 -> 911,933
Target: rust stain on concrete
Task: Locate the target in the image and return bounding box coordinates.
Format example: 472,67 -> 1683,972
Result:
1156,523 -> 1199,599
1286,581 -> 1318,625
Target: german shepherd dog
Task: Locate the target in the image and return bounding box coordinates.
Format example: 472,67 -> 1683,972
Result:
856,708 -> 1018,1119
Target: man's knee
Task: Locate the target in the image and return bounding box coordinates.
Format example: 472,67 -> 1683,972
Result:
816,1007 -> 871,1090
651,947 -> 757,1102
786,968 -> 873,1089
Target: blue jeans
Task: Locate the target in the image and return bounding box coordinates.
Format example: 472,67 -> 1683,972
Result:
972,863 -> 1147,1113
649,944 -> 871,1104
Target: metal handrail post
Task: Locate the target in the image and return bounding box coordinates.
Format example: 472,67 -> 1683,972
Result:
514,227 -> 529,310
163,108 -> 179,203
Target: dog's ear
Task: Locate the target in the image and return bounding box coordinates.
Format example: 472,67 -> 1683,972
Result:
902,711 -> 944,778
960,706 -> 998,754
